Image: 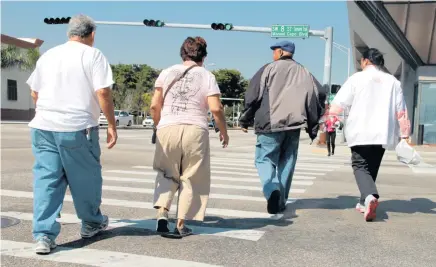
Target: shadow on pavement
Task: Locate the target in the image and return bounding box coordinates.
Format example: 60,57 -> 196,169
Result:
59,226 -> 157,249
57,212 -> 296,251
293,196 -> 436,222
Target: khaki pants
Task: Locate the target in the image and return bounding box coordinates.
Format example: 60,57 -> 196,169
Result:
153,124 -> 211,221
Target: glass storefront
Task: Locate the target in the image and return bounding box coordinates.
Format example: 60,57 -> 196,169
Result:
418,82 -> 436,144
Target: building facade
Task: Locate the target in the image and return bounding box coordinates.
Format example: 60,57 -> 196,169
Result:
347,0 -> 436,145
1,34 -> 44,121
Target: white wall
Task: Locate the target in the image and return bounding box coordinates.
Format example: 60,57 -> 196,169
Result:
1,66 -> 33,110
347,1 -> 403,74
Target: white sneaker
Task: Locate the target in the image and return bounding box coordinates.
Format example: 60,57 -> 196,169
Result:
355,203 -> 365,213
35,236 -> 57,255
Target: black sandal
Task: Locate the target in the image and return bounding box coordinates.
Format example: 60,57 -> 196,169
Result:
161,226 -> 193,239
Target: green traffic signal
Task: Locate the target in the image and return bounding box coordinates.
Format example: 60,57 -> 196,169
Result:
211,22 -> 233,31
143,19 -> 164,27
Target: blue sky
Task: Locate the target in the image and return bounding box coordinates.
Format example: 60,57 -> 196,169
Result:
2,1 -> 353,84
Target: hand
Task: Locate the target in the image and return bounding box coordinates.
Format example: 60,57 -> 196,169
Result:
220,132 -> 229,148
106,126 -> 118,149
241,128 -> 248,133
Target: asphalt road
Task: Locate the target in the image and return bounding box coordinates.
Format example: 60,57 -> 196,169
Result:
1,124 -> 436,267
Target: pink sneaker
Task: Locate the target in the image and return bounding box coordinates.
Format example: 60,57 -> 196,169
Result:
364,197 -> 379,222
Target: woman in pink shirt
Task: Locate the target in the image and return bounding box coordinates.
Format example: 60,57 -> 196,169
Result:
150,36 -> 229,238
324,111 -> 339,156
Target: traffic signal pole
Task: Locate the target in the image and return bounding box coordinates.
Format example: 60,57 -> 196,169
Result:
93,20 -> 333,87
44,18 -> 334,142
95,20 -> 327,36
93,20 -> 334,144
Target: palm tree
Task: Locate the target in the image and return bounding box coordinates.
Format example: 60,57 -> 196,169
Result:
1,45 -> 40,71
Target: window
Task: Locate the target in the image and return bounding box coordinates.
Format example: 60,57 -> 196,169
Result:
7,80 -> 18,101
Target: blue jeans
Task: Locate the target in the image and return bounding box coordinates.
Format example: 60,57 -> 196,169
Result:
255,129 -> 300,208
31,127 -> 104,241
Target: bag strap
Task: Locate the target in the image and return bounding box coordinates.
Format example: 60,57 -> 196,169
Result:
162,64 -> 197,103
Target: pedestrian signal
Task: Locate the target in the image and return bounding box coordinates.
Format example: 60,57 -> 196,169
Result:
143,19 -> 164,27
43,17 -> 71,24
211,23 -> 233,30
331,84 -> 341,94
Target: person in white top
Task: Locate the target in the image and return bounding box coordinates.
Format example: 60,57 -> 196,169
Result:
330,48 -> 410,222
150,36 -> 228,238
26,14 -> 117,254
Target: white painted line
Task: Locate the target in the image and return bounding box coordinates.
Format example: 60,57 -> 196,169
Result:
131,166 -> 328,176
104,172 -> 317,183
0,211 -> 265,242
0,189 -> 283,220
210,160 -> 342,169
104,170 -> 325,181
103,176 -> 314,187
0,240 -> 219,267
101,185 -> 306,201
107,169 -> 326,177
209,156 -> 350,163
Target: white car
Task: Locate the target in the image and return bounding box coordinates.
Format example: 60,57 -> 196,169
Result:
142,116 -> 154,128
98,110 -> 133,127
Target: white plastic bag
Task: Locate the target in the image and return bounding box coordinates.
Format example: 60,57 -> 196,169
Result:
395,139 -> 422,165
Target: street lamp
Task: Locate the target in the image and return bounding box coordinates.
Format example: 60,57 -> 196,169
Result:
320,37 -> 351,78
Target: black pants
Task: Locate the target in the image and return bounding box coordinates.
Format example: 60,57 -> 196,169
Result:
151,128 -> 157,144
350,145 -> 385,204
326,131 -> 336,155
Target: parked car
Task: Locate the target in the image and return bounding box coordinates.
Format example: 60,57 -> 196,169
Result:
98,110 -> 133,127
142,116 -> 154,128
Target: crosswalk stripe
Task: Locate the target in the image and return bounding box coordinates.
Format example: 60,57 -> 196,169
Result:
1,240 -> 219,267
0,211 -> 265,242
107,169 -> 326,177
101,185 -> 305,201
210,155 -> 350,163
0,189 -> 283,220
126,168 -> 326,177
103,176 -> 314,188
210,160 -> 342,169
132,165 -> 334,173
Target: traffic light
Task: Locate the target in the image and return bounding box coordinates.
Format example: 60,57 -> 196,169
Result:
211,23 -> 233,31
43,17 -> 71,24
143,19 -> 164,27
331,84 -> 341,94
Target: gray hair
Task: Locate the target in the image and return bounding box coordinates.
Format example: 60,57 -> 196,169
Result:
67,14 -> 96,38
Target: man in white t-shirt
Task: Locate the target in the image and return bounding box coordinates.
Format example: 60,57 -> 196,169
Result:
26,14 -> 117,254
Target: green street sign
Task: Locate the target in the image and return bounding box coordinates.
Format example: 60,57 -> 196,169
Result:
271,25 -> 310,38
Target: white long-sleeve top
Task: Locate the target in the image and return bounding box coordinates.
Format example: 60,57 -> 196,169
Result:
330,65 -> 410,150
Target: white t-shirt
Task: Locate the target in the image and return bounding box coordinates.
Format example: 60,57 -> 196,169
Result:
332,65 -> 407,150
155,64 -> 221,130
27,41 -> 114,132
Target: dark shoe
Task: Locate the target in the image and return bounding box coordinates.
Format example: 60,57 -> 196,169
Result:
156,210 -> 170,233
161,226 -> 193,239
80,215 -> 109,238
267,190 -> 280,214
327,153 -> 331,157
